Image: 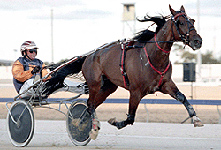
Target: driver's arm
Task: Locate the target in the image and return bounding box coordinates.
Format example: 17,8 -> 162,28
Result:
12,60 -> 33,82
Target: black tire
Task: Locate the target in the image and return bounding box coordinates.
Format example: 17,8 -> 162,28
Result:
66,100 -> 92,146
7,100 -> 34,147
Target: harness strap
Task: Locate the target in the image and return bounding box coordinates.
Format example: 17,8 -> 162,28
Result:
120,44 -> 130,87
143,47 -> 171,87
173,12 -> 186,20
155,34 -> 170,53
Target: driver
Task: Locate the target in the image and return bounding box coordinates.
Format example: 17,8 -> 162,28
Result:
12,41 -> 85,99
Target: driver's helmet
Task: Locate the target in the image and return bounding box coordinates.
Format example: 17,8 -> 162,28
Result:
20,41 -> 38,56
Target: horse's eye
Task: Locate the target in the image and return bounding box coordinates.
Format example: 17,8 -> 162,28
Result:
179,22 -> 184,25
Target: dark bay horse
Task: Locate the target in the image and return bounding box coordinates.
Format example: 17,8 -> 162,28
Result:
81,5 -> 203,129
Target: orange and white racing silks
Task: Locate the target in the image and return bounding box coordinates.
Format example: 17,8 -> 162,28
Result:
12,56 -> 50,93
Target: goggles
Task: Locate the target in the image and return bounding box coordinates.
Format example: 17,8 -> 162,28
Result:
28,49 -> 37,54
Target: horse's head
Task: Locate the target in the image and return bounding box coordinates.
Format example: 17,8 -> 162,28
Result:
169,5 -> 202,50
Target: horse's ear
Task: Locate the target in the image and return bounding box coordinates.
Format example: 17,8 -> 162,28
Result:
180,5 -> 186,13
169,4 -> 176,15
190,19 -> 195,25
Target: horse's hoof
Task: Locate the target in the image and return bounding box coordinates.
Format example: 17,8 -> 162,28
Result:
193,116 -> 204,127
194,120 -> 204,127
89,118 -> 100,140
108,118 -> 127,129
92,118 -> 101,130
108,117 -> 117,125
89,129 -> 99,140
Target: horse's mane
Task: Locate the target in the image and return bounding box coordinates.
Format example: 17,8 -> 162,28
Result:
133,15 -> 166,42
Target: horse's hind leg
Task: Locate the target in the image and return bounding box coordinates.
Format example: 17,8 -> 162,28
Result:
94,77 -> 118,108
83,71 -> 118,138
86,76 -> 118,115
160,80 -> 203,127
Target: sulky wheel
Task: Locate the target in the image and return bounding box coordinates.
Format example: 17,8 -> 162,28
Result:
7,100 -> 34,147
66,100 -> 92,146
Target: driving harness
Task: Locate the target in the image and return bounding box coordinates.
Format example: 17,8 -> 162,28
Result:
119,11 -> 192,88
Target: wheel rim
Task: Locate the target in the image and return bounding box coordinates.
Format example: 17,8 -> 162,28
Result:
7,100 -> 34,147
66,100 -> 92,146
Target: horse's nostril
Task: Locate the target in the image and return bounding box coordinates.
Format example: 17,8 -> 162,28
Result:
193,39 -> 202,49
194,40 -> 202,45
194,40 -> 198,45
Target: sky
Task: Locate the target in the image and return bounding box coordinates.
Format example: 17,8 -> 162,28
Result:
0,0 -> 220,63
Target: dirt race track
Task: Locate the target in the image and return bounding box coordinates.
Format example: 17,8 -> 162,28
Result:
1,120 -> 221,150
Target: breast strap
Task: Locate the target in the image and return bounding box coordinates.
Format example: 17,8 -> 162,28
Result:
143,47 -> 171,87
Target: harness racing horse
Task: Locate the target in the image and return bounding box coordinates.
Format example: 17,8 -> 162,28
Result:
82,5 -> 203,129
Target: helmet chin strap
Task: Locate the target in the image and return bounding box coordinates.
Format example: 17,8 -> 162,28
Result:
24,51 -> 34,60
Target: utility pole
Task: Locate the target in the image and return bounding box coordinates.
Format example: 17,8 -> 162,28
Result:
196,0 -> 202,81
51,9 -> 54,63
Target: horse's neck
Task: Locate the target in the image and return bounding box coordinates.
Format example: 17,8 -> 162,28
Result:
155,20 -> 174,51
144,20 -> 173,68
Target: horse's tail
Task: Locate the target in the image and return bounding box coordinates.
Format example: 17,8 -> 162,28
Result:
42,56 -> 87,96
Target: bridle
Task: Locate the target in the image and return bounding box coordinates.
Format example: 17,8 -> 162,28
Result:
171,11 -> 196,46
139,12 -> 196,54
142,12 -> 196,87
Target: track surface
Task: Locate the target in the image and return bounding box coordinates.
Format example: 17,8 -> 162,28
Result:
1,119 -> 220,150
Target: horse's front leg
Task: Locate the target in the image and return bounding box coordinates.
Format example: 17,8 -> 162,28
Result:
108,90 -> 141,129
160,80 -> 203,127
